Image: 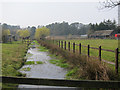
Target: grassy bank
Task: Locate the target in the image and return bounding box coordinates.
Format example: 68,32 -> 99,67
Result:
38,40 -> 120,81
54,39 -> 118,63
2,41 -> 28,88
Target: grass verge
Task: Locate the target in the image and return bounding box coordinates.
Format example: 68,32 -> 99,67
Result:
2,41 -> 28,88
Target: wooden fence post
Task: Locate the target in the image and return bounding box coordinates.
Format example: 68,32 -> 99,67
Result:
79,43 -> 81,54
61,41 -> 63,49
88,45 -> 90,57
59,41 -> 60,47
99,46 -> 101,61
64,41 -> 66,50
73,42 -> 75,53
68,42 -> 70,51
115,48 -> 119,74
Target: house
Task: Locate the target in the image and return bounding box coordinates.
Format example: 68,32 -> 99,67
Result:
80,34 -> 88,39
88,30 -> 116,39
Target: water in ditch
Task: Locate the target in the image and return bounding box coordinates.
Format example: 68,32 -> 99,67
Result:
18,44 -> 78,89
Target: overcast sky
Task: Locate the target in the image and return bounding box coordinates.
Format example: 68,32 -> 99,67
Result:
0,0 -> 118,28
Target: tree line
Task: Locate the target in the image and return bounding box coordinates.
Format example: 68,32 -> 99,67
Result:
1,23 -> 50,43
46,21 -> 90,36
1,19 -> 119,43
88,19 -> 119,35
46,20 -> 119,36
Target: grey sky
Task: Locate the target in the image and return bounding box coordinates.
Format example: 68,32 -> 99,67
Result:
1,1 -> 118,28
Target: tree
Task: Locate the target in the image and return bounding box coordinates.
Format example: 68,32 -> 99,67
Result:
2,23 -> 20,36
16,30 -> 30,39
88,19 -> 117,35
2,29 -> 10,36
100,0 -> 120,9
46,22 -> 90,36
35,27 -> 50,40
2,29 -> 11,43
100,0 -> 120,32
29,26 -> 36,39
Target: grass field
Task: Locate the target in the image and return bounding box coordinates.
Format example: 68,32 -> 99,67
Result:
2,41 -> 27,88
57,39 -> 119,63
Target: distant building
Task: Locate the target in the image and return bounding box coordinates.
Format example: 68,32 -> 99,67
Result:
88,30 -> 116,39
80,34 -> 88,39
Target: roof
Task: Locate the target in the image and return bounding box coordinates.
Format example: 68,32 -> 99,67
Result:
90,30 -> 114,36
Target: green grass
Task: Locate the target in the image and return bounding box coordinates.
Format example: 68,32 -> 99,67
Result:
29,40 -> 39,47
39,45 -> 49,52
66,67 -> 78,79
25,61 -> 35,65
34,40 -> 39,45
48,54 -> 59,58
49,59 -> 69,68
21,67 -> 31,71
36,61 -> 44,64
25,61 -> 44,65
2,41 -> 27,76
2,41 -> 27,88
59,39 -> 118,63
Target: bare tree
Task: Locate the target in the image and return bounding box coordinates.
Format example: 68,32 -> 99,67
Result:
100,0 -> 120,27
100,0 -> 120,9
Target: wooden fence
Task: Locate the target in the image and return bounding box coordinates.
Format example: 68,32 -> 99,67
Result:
49,40 -> 120,74
1,76 -> 120,88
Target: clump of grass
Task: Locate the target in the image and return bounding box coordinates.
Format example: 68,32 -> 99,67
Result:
25,61 -> 35,65
34,40 -> 39,45
49,59 -> 60,64
21,67 -> 31,71
48,54 -> 60,59
39,46 -> 49,52
49,59 -> 69,68
36,61 -> 44,64
66,67 -> 78,80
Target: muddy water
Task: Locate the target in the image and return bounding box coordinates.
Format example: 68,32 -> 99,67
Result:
18,45 -> 77,89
